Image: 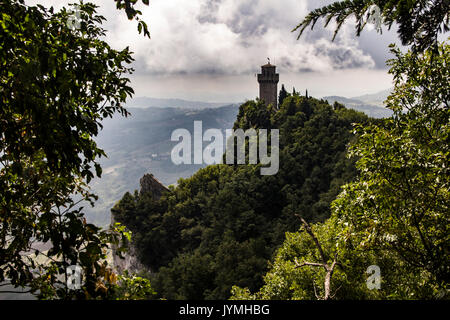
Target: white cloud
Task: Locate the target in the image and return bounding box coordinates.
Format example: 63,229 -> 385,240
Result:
25,0 -> 377,74
124,0 -> 376,74
24,0 -> 393,100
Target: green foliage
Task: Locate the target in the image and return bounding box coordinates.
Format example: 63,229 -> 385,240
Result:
233,99 -> 273,130
0,0 -> 140,299
243,41 -> 449,301
332,41 -> 450,295
231,216 -> 437,300
113,95 -> 370,299
111,270 -> 156,300
113,0 -> 150,38
293,0 -> 449,52
234,3 -> 450,302
231,217 -> 374,300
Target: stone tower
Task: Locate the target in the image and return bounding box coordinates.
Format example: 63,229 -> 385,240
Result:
257,61 -> 279,108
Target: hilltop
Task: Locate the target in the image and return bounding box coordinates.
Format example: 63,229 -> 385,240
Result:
112,95 -> 370,299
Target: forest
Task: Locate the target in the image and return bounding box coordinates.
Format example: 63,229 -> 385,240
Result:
112,95 -> 370,299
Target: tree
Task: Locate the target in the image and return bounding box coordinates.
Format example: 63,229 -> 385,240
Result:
293,0 -> 449,52
230,216 -> 386,300
292,216 -> 340,300
111,270 -> 156,300
233,100 -> 273,129
230,211 -> 435,300
285,96 -> 297,116
0,0 -> 148,299
279,84 -> 290,107
232,7 -> 449,299
274,0 -> 450,300
299,97 -> 312,119
332,41 -> 449,295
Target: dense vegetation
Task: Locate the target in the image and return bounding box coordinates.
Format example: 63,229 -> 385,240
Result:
232,41 -> 449,300
0,0 -> 150,299
226,0 -> 450,300
113,0 -> 449,299
112,95 -> 369,299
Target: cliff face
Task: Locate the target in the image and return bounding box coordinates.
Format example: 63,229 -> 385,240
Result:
110,214 -> 147,275
111,173 -> 169,274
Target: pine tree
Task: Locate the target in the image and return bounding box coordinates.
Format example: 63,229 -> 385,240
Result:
279,84 -> 289,107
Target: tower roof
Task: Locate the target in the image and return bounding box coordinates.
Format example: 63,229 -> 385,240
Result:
262,63 -> 276,68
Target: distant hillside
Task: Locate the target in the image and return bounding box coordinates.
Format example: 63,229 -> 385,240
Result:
322,88 -> 393,118
352,88 -> 392,107
85,105 -> 239,226
126,96 -> 235,109
322,96 -> 393,118
323,96 -> 367,105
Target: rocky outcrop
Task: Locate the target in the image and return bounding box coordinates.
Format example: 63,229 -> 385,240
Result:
139,173 -> 169,199
111,173 -> 169,275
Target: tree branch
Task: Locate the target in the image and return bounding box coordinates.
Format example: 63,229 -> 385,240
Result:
294,257 -> 327,270
295,214 -> 327,263
294,214 -> 341,300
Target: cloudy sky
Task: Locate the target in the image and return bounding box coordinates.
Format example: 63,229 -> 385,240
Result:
27,0 -> 405,102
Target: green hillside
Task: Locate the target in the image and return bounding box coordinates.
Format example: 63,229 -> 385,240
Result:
112,95 -> 370,299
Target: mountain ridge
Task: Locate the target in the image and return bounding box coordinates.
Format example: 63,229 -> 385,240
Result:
322,88 -> 393,118
126,96 -> 237,109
